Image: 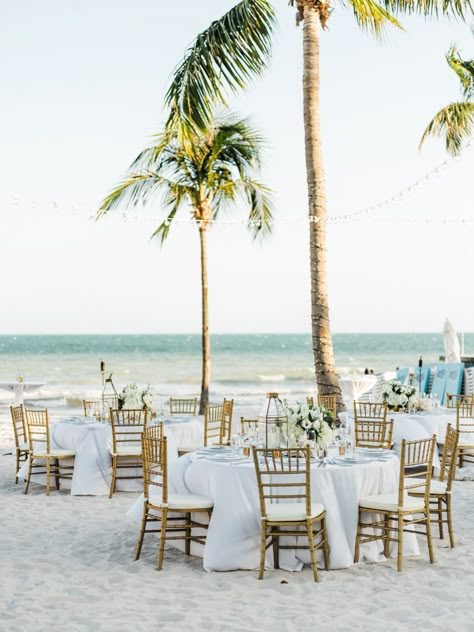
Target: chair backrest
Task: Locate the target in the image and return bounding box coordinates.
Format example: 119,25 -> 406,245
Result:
25,409 -> 50,454
83,399 -> 103,420
446,393 -> 474,408
240,417 -> 260,436
306,396 -> 314,406
222,398 -> 234,442
399,436 -> 436,506
354,418 -> 393,449
109,408 -> 148,451
143,422 -> 164,441
317,394 -> 337,419
353,401 -> 387,422
10,405 -> 27,448
169,397 -> 198,415
252,447 -> 312,519
141,432 -> 167,504
204,404 -> 225,446
439,424 -> 460,491
456,400 -> 474,434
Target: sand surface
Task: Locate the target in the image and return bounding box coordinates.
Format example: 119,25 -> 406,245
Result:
1,413 -> 473,632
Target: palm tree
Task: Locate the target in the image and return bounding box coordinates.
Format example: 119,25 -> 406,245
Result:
420,42 -> 474,155
163,0 -> 470,412
98,117 -> 272,413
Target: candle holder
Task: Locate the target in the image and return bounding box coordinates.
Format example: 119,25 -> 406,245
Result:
258,393 -> 289,449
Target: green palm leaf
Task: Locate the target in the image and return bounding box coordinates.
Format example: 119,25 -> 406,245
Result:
164,0 -> 275,137
420,101 -> 474,154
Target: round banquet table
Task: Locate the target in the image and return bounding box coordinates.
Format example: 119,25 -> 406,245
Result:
340,375 -> 378,403
17,415 -> 202,495
127,451 -> 419,572
0,381 -> 45,405
343,408 -> 456,472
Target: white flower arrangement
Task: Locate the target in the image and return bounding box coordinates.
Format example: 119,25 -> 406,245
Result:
380,379 -> 417,410
284,400 -> 335,447
415,397 -> 433,412
118,384 -> 156,417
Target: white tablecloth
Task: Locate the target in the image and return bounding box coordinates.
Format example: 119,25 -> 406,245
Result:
0,381 -> 45,405
343,408 -> 456,472
153,415 -> 204,450
17,415 -> 201,495
340,375 -> 378,403
127,452 -> 419,571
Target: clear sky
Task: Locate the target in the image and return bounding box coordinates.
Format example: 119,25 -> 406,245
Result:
1,0 -> 472,335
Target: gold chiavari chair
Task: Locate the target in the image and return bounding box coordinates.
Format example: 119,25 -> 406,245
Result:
354,435 -> 436,572
408,425 -> 459,547
240,417 -> 260,436
204,403 -> 225,446
354,418 -> 394,449
317,394 -> 337,419
10,405 -> 29,484
109,408 -> 148,498
24,409 -> 75,496
169,397 -> 198,415
222,398 -> 234,443
252,446 -> 329,582
134,433 -> 213,570
446,393 -> 474,409
83,399 -> 103,421
455,400 -> 474,467
306,396 -> 314,406
353,401 -> 387,422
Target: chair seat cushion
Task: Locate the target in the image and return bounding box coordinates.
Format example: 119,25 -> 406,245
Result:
148,492 -> 214,510
359,493 -> 425,512
32,449 -> 75,458
408,478 -> 447,495
266,502 -> 325,522
110,446 -> 142,456
458,439 -> 474,448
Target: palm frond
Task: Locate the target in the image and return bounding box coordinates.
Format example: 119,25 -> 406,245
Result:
419,101 -> 474,155
241,179 -> 274,238
164,0 -> 275,137
342,0 -> 403,36
446,45 -> 474,100
97,172 -> 168,216
380,0 -> 472,19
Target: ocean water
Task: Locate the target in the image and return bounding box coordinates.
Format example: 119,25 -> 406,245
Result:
0,333 -> 470,413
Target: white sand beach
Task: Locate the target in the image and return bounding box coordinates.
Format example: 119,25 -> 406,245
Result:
1,413 -> 474,632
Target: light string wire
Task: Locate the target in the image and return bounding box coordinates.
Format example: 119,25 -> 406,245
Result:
8,141 -> 473,227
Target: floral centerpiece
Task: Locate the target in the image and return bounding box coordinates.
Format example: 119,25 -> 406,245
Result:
118,384 -> 156,417
284,400 -> 335,446
380,379 -> 417,411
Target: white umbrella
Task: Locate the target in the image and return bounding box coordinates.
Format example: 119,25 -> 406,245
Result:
443,318 -> 461,363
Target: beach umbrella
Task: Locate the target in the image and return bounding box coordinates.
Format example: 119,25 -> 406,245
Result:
443,318 -> 461,363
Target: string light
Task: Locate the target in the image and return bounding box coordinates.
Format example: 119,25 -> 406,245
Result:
7,142 -> 472,227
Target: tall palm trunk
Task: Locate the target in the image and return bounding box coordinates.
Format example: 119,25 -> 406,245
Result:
302,6 -> 344,411
198,222 -> 211,414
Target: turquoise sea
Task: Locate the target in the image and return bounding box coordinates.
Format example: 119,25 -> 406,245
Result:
0,333 -> 470,413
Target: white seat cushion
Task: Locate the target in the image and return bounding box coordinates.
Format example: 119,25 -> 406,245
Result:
359,494 -> 425,512
32,449 -> 75,458
408,478 -> 447,495
265,502 -> 325,522
458,439 -> 474,448
110,446 -> 142,456
148,492 -> 213,510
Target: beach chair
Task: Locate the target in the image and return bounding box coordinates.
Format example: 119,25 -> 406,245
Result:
354,436 -> 436,572
408,425 -> 459,547
169,397 -> 198,415
354,418 -> 393,449
252,446 -> 329,582
108,408 -> 148,498
10,405 -> 29,484
456,400 -> 474,467
134,433 -> 213,570
24,409 -> 75,496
